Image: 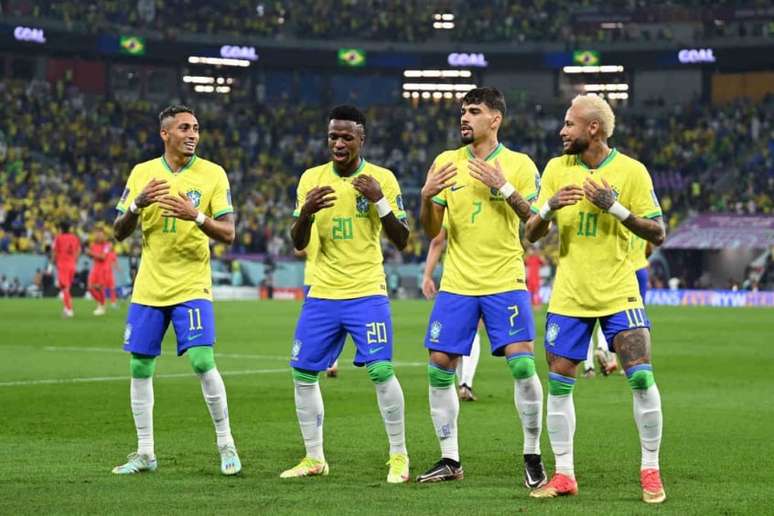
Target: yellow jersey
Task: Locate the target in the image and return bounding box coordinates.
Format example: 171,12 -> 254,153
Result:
293,159 -> 406,299
116,155 -> 233,306
431,144 -> 540,295
302,223 -> 320,286
628,233 -> 649,270
534,149 -> 662,316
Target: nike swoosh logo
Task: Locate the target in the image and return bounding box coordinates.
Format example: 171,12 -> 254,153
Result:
450,185 -> 466,192
188,333 -> 202,341
369,346 -> 385,355
508,328 -> 525,336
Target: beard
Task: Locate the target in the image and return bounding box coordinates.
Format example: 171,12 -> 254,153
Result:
460,128 -> 474,144
563,137 -> 589,155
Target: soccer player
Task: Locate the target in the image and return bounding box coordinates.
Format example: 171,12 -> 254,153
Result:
52,221 -> 81,317
282,105 -> 410,483
416,87 -> 546,488
111,105 -> 241,476
524,246 -> 544,307
525,94 -> 666,503
105,245 -> 119,308
422,227 -> 481,401
87,227 -> 111,316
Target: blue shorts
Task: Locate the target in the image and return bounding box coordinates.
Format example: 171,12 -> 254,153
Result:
303,285 -> 311,299
636,267 -> 648,302
545,308 -> 650,361
425,290 -> 535,357
291,295 -> 393,371
123,299 -> 215,357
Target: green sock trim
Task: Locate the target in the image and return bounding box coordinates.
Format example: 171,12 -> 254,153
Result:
627,370 -> 656,390
366,361 -> 395,384
548,379 -> 575,396
130,354 -> 156,379
187,346 -> 216,375
427,363 -> 456,388
292,368 -> 319,383
507,356 -> 536,380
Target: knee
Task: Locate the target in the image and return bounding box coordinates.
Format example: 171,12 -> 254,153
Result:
626,364 -> 655,390
187,346 -> 215,375
130,354 -> 156,378
427,362 -> 455,388
507,353 -> 536,379
366,361 -> 394,384
292,367 -> 319,384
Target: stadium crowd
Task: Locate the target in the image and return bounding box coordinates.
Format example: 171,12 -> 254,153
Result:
1,78 -> 773,264
4,0 -> 773,45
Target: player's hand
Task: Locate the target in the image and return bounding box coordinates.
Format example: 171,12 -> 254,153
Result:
158,192 -> 198,220
301,186 -> 336,217
134,179 -> 170,208
468,158 -> 506,190
421,276 -> 438,300
583,177 -> 615,211
421,162 -> 457,199
352,174 -> 383,202
548,185 -> 585,210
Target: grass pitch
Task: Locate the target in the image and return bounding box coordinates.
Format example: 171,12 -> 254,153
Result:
1,299 -> 772,515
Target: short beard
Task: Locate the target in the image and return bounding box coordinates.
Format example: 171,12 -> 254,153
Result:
461,131 -> 474,145
563,137 -> 589,155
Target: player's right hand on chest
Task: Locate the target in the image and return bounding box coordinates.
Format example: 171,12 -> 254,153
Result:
421,162 -> 457,199
549,185 -> 584,210
302,186 -> 337,216
136,179 -> 171,208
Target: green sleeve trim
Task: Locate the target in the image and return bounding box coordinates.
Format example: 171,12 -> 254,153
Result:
292,209 -> 300,217
431,196 -> 447,206
644,210 -> 663,219
525,192 -> 538,202
213,208 -> 234,219
530,205 -> 540,214
396,211 -> 407,219
116,207 -> 126,214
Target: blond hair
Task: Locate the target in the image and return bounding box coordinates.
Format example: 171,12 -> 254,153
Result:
571,94 -> 616,139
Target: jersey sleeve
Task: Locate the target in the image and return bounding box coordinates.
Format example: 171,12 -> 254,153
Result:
381,171 -> 407,220
210,167 -> 234,219
628,165 -> 663,219
513,155 -> 540,203
116,166 -> 139,213
532,160 -> 557,214
293,171 -> 311,217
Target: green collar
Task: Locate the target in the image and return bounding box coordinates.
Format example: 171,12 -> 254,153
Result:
466,142 -> 504,161
577,148 -> 618,171
332,157 -> 366,177
161,154 -> 197,174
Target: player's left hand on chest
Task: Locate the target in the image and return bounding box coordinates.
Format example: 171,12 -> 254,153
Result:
158,192 -> 198,220
583,177 -> 616,210
352,174 -> 383,202
468,158 -> 506,189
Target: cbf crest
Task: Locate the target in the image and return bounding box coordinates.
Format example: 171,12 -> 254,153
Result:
546,322 -> 560,346
355,195 -> 370,218
291,339 -> 302,361
186,189 -> 203,208
124,323 -> 133,345
429,321 -> 442,342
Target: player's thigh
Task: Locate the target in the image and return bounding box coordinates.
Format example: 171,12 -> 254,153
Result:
424,292 -> 480,356
88,269 -> 102,286
123,303 -> 172,357
601,308 -> 651,366
292,297 -> 346,372
480,289 -> 536,356
170,299 -> 217,356
58,267 -> 74,288
544,313 -> 596,362
341,295 -> 393,366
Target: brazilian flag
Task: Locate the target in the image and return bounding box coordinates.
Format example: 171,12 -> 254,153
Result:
120,36 -> 146,56
338,48 -> 366,67
573,50 -> 600,66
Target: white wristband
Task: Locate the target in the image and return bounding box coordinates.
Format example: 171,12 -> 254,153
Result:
195,211 -> 207,226
498,181 -> 516,199
129,201 -> 141,215
538,202 -> 555,221
374,197 -> 392,218
607,201 -> 631,221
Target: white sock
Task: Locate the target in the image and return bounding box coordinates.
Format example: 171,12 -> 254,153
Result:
515,375 -> 543,455
547,393 -> 576,477
429,385 -> 459,462
375,375 -> 407,454
199,368 -> 234,448
633,385 -> 662,470
294,379 -> 325,461
595,324 -> 608,351
459,332 -> 481,387
131,377 -> 154,457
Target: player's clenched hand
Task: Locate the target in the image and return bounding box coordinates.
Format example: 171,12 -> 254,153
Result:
301,186 -> 336,217
134,178 -> 170,208
421,162 -> 457,199
352,174 -> 383,202
421,276 -> 438,300
468,159 -> 506,189
583,177 -> 615,211
548,185 -> 585,210
158,192 -> 198,220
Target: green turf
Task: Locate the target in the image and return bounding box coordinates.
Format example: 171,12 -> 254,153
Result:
1,299 -> 772,515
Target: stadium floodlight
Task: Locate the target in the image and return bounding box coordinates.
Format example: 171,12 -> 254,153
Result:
183,75 -> 215,84
421,92 -> 431,99
403,70 -> 472,78
215,86 -> 231,93
433,22 -> 455,29
583,83 -> 629,92
188,56 -> 251,67
402,92 -> 411,99
563,65 -> 624,74
607,92 -> 629,99
194,85 -> 215,93
601,22 -> 624,29
402,83 -> 477,92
